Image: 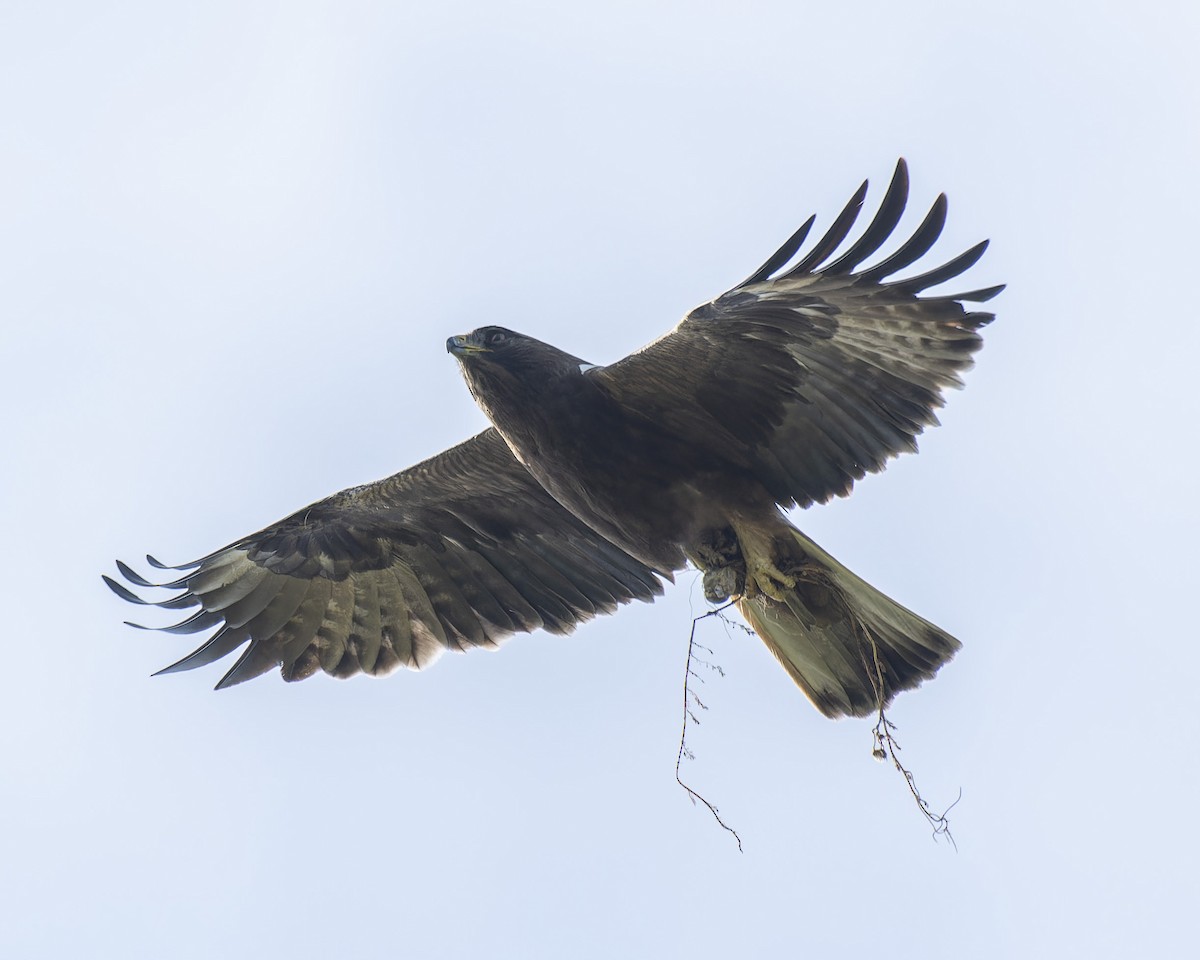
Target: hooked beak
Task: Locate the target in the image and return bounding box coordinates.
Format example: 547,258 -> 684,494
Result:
446,334 -> 490,357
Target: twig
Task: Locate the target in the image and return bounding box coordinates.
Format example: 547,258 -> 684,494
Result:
676,602 -> 743,852
712,608 -> 755,640
871,713 -> 961,847
848,600 -> 960,847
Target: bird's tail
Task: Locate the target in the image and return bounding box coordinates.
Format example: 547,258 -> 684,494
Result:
736,527 -> 961,718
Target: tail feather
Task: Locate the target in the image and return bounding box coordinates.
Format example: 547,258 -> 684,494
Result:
738,528 -> 960,718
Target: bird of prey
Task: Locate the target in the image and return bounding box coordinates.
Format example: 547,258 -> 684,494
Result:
107,159 -> 1001,719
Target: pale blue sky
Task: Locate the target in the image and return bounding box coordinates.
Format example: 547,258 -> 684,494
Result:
3,2 -> 1198,957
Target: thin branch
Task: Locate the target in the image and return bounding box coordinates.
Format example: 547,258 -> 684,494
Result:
871,713 -> 961,847
676,602 -> 743,852
848,598 -> 960,847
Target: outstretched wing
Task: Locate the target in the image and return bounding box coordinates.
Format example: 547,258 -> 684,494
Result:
598,158 -> 1003,510
106,429 -> 663,688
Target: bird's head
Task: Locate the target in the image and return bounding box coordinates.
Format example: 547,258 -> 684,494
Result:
446,325 -> 597,425
445,325 -> 521,361
447,326 -> 592,380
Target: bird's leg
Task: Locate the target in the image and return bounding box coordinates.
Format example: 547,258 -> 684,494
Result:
728,518 -> 795,602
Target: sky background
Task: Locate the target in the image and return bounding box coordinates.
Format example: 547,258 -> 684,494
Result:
3,2 -> 1198,957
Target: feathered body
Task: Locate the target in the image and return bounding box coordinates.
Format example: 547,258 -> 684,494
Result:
458,335 -> 768,575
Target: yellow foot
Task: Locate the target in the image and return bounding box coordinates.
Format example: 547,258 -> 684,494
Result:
746,557 -> 796,601
728,516 -> 796,602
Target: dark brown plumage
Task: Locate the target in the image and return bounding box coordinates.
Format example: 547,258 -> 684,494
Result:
108,159 -> 1000,717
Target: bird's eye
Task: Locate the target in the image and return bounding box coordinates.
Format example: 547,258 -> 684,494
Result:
489,331 -> 507,345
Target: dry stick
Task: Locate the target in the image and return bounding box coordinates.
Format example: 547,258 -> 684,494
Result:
871,713 -> 961,847
676,602 -> 743,852
841,587 -> 960,848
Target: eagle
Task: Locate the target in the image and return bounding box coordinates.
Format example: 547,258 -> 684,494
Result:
107,160 -> 1001,719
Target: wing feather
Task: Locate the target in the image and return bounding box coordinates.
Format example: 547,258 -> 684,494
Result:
278,582 -> 333,673
153,626 -> 250,676
347,573 -> 389,672
782,180 -> 868,277
737,215 -> 816,287
821,159 -> 910,275
857,193 -> 947,283
892,239 -> 991,294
